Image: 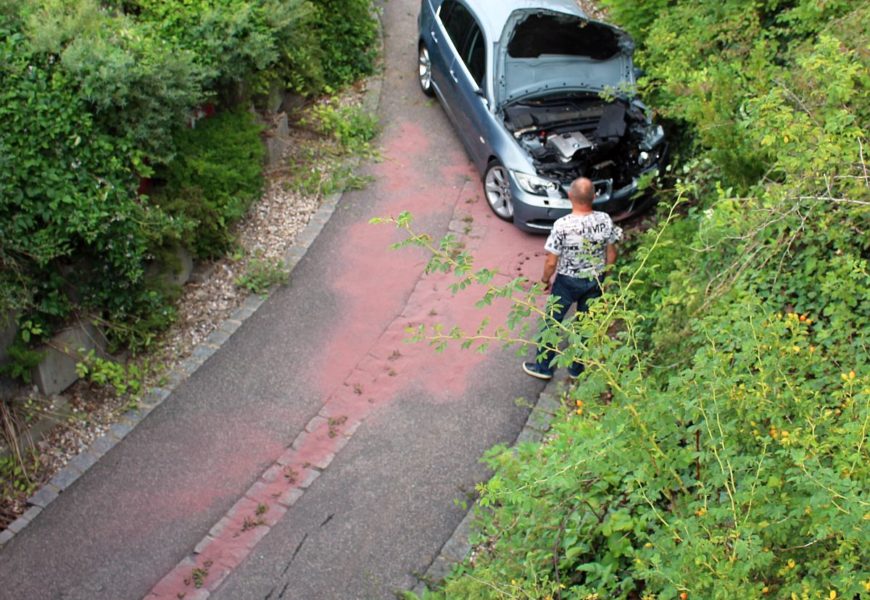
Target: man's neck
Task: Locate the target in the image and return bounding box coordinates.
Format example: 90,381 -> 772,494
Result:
572,205 -> 594,216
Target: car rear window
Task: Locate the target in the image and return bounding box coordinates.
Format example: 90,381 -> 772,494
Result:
507,14 -> 622,61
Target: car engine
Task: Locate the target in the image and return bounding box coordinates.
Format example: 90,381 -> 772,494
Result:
502,95 -> 654,188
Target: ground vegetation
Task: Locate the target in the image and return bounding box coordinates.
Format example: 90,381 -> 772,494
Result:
404,1 -> 868,597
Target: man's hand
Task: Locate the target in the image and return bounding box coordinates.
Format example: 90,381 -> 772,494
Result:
541,252 -> 558,293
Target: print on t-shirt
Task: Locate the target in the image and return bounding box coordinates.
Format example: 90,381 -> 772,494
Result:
544,212 -> 623,279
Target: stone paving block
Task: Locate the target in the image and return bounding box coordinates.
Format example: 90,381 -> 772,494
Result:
290,431 -> 308,451
243,295 -> 264,312
342,419 -> 362,438
440,526 -> 472,562
309,452 -> 335,470
205,329 -> 230,347
50,466 -> 81,490
295,228 -> 319,248
208,516 -> 232,540
331,435 -> 349,454
535,392 -> 562,414
218,319 -> 242,335
260,464 -> 283,483
20,506 -> 42,523
424,555 -> 456,584
178,357 -> 202,375
525,406 -> 554,432
284,245 -> 306,260
7,517 -> 30,534
297,469 -> 319,489
231,304 -> 256,322
180,589 -> 210,600
193,535 -> 215,555
163,369 -> 186,389
515,427 -> 544,445
0,529 -> 14,547
276,488 -> 303,508
304,415 -> 327,434
67,451 -> 99,474
6,517 -> 30,533
192,345 -> 216,362
108,421 -> 133,441
28,484 -> 59,508
275,448 -> 298,467
122,407 -> 147,426
88,434 -> 117,457
141,387 -> 171,407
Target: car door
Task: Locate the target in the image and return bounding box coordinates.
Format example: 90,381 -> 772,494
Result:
439,2 -> 491,169
422,0 -> 462,117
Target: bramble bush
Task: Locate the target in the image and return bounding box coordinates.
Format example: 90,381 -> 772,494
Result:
395,1 -> 868,598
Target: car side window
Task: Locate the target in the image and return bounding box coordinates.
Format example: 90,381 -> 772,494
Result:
439,0 -> 485,88
465,27 -> 485,87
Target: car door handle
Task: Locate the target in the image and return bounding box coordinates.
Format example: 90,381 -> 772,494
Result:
431,30 -> 439,44
449,68 -> 458,83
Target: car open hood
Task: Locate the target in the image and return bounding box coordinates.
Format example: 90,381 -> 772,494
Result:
495,9 -> 635,109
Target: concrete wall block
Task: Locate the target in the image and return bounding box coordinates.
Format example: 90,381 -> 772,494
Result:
265,136 -> 291,169
32,320 -> 105,396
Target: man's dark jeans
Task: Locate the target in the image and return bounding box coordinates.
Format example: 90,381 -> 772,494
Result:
535,273 -> 602,376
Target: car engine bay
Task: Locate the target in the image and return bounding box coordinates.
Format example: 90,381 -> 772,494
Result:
502,94 -> 659,189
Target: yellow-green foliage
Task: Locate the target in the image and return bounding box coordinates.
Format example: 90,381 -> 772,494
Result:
419,1 -> 869,598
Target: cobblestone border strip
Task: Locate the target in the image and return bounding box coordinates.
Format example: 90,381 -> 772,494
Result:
409,374 -> 571,596
0,13 -> 385,554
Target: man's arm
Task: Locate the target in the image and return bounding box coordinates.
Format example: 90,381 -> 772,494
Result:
605,243 -> 617,267
541,252 -> 558,291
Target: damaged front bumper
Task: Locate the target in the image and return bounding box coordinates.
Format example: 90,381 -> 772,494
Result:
511,167 -> 658,233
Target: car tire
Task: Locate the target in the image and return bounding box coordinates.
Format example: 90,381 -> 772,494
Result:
418,43 -> 435,97
483,161 -> 514,221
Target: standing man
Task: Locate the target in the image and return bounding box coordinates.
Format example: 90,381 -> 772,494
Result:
522,177 -> 623,380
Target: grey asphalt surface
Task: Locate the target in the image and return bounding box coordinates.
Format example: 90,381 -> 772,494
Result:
0,1 -> 547,598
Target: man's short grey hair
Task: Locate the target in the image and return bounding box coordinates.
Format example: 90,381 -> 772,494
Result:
569,177 -> 595,205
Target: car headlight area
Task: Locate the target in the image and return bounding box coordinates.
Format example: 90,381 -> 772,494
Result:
512,171 -> 560,196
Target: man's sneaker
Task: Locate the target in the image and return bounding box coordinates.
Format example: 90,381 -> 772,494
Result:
567,364 -> 585,380
522,361 -> 553,381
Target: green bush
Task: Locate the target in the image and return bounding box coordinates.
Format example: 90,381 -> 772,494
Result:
311,0 -> 379,89
154,110 -> 265,258
398,1 -> 869,598
129,0 -> 325,97
0,0 -> 379,360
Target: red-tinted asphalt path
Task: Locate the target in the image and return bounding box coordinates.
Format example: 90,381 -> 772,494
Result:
0,1 -> 547,598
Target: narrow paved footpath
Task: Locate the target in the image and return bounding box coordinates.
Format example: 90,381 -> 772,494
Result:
0,1 -> 548,598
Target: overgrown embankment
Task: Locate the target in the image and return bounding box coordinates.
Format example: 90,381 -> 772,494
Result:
427,2 -> 868,598
0,0 -> 378,356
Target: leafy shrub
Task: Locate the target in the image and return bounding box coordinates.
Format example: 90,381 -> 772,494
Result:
398,1 -> 869,597
154,110 -> 265,258
129,0 -> 324,97
311,0 -> 379,89
235,256 -> 289,295
308,100 -> 379,153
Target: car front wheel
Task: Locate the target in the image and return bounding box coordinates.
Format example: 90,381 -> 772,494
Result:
483,162 -> 514,221
418,44 -> 435,97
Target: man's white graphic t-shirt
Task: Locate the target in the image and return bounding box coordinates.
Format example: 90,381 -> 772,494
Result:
544,212 -> 623,279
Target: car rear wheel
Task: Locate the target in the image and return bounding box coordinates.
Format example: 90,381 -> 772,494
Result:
418,44 -> 435,97
483,162 -> 514,221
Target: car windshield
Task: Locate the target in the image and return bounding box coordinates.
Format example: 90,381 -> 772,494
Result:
507,13 -> 622,61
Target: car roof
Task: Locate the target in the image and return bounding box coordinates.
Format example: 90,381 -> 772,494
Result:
460,0 -> 587,38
